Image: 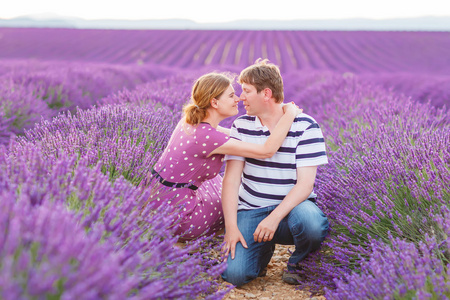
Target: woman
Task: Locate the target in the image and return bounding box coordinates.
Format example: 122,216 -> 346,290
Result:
151,72 -> 300,241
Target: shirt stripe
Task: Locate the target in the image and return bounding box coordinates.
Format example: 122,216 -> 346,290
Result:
243,182 -> 288,200
243,172 -> 297,185
246,158 -> 297,169
296,151 -> 327,159
225,113 -> 328,210
298,138 -> 325,146
237,128 -> 270,136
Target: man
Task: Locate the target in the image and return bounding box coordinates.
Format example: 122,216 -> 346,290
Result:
221,59 -> 329,287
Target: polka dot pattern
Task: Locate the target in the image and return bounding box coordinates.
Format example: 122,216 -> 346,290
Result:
151,121 -> 230,241
174,176 -> 225,240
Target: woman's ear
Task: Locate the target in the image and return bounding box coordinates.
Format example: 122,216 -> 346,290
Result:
211,98 -> 219,108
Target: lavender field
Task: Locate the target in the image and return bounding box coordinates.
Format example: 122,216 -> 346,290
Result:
0,28 -> 449,299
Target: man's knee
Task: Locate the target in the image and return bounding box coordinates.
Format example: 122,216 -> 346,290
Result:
289,201 -> 329,242
221,258 -> 257,287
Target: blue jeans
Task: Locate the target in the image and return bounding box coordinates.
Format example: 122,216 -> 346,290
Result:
221,200 -> 329,287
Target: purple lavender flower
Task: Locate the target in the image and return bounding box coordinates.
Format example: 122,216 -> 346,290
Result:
0,194 -> 128,300
0,59 -> 178,143
0,78 -> 51,144
285,73 -> 450,293
16,102 -> 180,185
325,235 -> 450,299
1,142 -> 228,299
1,27 -> 450,298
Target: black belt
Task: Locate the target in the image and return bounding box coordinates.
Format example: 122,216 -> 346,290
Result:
151,168 -> 198,190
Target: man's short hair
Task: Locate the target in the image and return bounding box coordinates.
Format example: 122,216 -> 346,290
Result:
238,58 -> 284,103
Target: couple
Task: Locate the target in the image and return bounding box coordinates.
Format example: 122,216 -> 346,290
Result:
151,59 -> 329,286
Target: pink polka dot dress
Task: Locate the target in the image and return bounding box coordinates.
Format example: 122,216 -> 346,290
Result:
151,120 -> 230,240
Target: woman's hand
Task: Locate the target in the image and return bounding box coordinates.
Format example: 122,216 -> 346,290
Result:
222,226 -> 248,261
282,101 -> 303,116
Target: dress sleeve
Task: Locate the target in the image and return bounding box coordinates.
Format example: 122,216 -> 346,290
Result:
196,124 -> 230,157
295,122 -> 328,167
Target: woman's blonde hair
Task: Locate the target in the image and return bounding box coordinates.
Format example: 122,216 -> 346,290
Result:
184,73 -> 233,125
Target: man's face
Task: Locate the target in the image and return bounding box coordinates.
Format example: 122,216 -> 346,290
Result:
240,83 -> 264,116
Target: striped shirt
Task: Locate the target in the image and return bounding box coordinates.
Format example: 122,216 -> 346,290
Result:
225,113 -> 328,211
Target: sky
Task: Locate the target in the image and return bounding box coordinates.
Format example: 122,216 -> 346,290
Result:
1,0 -> 450,23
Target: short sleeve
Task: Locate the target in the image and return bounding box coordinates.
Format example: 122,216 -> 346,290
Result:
224,122 -> 245,162
295,122 -> 328,167
196,124 -> 230,157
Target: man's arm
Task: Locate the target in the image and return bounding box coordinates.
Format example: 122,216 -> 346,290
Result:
221,159 -> 248,260
253,166 -> 318,243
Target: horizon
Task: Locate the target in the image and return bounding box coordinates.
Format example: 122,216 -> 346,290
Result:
1,14 -> 449,31
2,0 -> 450,23
4,12 -> 450,21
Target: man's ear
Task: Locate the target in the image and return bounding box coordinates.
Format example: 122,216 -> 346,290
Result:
263,88 -> 273,101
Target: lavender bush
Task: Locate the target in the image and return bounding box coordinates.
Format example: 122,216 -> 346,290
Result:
361,72 -> 450,108
1,141 -> 228,299
0,78 -> 52,145
326,232 -> 450,299
288,73 -> 450,293
1,73 -> 230,298
100,69 -> 243,129
17,102 -> 180,186
1,26 -> 450,298
0,60 -> 176,144
326,206 -> 450,299
100,73 -> 198,110
0,60 -> 173,110
10,70 -> 448,298
0,196 -> 129,300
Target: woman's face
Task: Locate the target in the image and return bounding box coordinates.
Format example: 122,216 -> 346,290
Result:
215,85 -> 240,117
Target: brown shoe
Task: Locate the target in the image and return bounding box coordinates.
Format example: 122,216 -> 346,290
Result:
258,267 -> 267,277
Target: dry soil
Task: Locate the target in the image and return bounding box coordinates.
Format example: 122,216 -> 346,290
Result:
219,245 -> 326,300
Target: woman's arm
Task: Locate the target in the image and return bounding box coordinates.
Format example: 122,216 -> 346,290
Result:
209,105 -> 301,159
216,126 -> 231,136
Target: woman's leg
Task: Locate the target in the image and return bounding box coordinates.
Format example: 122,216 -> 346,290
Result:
176,176 -> 225,241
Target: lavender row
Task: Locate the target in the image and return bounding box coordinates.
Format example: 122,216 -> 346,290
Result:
0,59 -> 177,144
1,136 -> 228,299
100,73 -> 198,110
1,28 -> 449,74
99,67 -> 244,129
327,229 -> 450,299
286,73 -> 450,293
2,67 -> 450,298
361,72 -> 450,108
18,102 -> 180,186
1,57 -> 448,150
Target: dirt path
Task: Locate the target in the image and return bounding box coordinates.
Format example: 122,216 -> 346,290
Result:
219,245 -> 326,300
